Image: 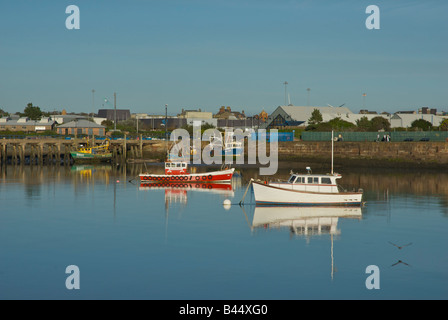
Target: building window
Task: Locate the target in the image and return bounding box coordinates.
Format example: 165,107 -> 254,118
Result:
269,114 -> 286,128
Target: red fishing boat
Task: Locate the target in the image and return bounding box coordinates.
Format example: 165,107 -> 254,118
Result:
139,161 -> 235,183
139,181 -> 233,193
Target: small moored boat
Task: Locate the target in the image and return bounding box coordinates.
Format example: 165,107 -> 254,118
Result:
250,131 -> 363,206
70,138 -> 112,162
251,169 -> 363,206
139,161 -> 235,183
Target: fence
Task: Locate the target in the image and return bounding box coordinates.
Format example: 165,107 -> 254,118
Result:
250,132 -> 294,142
301,131 -> 448,142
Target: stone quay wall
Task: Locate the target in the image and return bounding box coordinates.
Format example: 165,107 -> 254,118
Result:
276,141 -> 448,168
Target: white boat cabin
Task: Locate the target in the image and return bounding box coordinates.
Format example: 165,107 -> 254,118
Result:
165,161 -> 188,175
269,171 -> 342,194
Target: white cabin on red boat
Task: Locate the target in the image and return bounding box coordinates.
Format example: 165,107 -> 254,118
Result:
165,161 -> 188,175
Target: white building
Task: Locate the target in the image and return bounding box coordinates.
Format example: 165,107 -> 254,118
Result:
390,113 -> 447,128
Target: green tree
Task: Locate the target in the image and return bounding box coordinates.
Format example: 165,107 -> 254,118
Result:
326,117 -> 356,131
439,119 -> 448,131
308,109 -> 323,125
356,116 -> 372,131
370,116 -> 391,131
0,108 -> 9,117
411,119 -> 433,131
23,103 -> 42,120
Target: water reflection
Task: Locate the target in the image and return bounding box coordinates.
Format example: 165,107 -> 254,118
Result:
250,206 -> 362,239
139,182 -> 236,207
244,205 -> 363,280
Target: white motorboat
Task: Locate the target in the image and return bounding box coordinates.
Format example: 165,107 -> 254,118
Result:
249,131 -> 363,206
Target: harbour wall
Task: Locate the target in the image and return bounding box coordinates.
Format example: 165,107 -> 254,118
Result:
141,141 -> 448,168
276,141 -> 448,168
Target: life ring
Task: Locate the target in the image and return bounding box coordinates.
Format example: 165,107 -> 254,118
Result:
202,176 -> 206,181
207,175 -> 212,180
195,176 -> 200,181
207,185 -> 212,189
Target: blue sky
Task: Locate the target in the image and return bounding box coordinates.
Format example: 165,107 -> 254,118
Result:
0,0 -> 447,116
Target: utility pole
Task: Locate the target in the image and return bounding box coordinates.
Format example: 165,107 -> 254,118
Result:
114,92 -> 117,131
91,89 -> 95,121
307,88 -> 311,106
165,104 -> 168,140
283,81 -> 288,106
91,89 -> 95,145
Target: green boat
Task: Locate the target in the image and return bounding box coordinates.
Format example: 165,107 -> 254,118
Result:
70,139 -> 113,162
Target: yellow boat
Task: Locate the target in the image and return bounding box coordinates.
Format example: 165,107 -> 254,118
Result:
71,138 -> 113,162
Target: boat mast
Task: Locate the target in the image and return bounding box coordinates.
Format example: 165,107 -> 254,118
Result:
331,130 -> 334,175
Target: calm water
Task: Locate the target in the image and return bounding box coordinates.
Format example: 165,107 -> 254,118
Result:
1,163 -> 447,300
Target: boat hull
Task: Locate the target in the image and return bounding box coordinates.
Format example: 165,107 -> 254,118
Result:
140,182 -> 234,195
139,168 -> 235,183
70,152 -> 113,162
252,180 -> 363,206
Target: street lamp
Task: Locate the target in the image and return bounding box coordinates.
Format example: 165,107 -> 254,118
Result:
91,89 -> 95,121
283,81 -> 288,106
307,88 -> 311,106
165,104 -> 168,140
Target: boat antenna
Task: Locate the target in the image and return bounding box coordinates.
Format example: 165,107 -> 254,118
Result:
331,130 -> 334,175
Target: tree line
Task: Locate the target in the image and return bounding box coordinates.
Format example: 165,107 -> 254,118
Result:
306,109 -> 448,132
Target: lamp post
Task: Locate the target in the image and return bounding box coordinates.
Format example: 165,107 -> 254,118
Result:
91,89 -> 95,121
165,104 -> 168,140
283,81 -> 288,106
